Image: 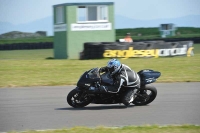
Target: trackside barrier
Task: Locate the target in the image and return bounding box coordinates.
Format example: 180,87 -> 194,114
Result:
82,41 -> 194,59
0,42 -> 53,50
0,37 -> 199,51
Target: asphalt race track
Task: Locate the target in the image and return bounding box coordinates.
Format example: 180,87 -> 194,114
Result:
0,83 -> 200,132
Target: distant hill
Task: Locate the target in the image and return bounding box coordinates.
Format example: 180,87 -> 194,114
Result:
0,15 -> 200,36
0,16 -> 53,36
0,31 -> 46,39
115,14 -> 200,29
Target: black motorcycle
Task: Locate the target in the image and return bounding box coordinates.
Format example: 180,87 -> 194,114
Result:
67,68 -> 161,108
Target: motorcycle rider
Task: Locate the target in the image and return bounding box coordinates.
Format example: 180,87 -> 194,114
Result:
89,58 -> 140,93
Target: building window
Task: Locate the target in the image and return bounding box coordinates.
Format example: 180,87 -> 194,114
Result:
160,24 -> 173,30
77,6 -> 87,21
99,6 -> 107,20
88,6 -> 97,21
56,6 -> 64,24
77,5 -> 108,23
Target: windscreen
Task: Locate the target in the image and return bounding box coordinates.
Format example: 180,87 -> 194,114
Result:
87,68 -> 100,79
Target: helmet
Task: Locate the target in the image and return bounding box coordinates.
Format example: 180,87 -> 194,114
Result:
107,58 -> 121,75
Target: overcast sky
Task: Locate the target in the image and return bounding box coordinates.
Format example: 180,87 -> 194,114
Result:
0,0 -> 200,25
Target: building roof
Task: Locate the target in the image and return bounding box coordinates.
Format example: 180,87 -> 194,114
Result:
53,2 -> 114,7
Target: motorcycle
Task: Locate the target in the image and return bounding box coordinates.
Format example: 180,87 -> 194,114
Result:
67,68 -> 161,108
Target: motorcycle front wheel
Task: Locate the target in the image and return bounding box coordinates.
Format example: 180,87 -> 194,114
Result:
67,88 -> 93,108
132,85 -> 157,106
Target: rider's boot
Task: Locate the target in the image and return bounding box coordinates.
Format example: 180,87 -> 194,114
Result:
98,85 -> 108,93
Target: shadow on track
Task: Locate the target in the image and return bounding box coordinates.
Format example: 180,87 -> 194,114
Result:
55,104 -> 135,111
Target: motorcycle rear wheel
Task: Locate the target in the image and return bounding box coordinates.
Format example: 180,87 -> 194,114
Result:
132,85 -> 157,106
67,88 -> 93,108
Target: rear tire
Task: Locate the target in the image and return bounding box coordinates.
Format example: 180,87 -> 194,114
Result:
67,88 -> 93,108
133,85 -> 157,106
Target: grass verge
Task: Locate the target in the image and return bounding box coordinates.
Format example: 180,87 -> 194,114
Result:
0,34 -> 199,44
116,34 -> 200,40
0,44 -> 199,87
8,125 -> 200,133
1,26 -> 200,44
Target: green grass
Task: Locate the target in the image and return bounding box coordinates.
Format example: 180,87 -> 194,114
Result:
0,49 -> 53,59
1,34 -> 199,44
8,125 -> 200,133
0,27 -> 200,44
0,36 -> 53,44
0,44 -> 200,87
193,44 -> 200,53
116,27 -> 200,36
116,34 -> 200,40
116,27 -> 200,40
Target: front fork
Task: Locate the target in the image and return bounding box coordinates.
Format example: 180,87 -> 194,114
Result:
130,85 -> 147,103
129,88 -> 138,103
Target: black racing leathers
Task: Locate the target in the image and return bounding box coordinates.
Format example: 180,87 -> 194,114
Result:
99,64 -> 140,93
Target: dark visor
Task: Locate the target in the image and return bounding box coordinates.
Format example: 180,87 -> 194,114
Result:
108,66 -> 115,73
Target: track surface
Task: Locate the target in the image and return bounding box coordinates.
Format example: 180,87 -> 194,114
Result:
0,83 -> 200,132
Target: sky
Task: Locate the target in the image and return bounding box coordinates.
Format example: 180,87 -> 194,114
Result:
0,0 -> 200,25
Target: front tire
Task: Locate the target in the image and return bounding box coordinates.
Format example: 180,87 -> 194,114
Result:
67,88 -> 93,108
133,85 -> 157,106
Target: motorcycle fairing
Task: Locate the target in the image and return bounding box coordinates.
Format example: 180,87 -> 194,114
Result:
77,68 -> 100,88
138,69 -> 161,85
